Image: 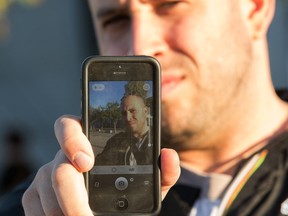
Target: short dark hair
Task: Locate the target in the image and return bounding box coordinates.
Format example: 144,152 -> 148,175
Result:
120,94 -> 146,107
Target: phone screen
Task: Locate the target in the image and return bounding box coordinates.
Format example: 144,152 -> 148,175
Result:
83,57 -> 161,215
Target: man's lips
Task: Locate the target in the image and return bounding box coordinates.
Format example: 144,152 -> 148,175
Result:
161,76 -> 184,99
127,121 -> 136,126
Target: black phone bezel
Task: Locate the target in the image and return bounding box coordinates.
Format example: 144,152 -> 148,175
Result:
82,56 -> 161,216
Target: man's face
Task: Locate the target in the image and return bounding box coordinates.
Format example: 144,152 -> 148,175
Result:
121,95 -> 148,137
88,0 -> 254,150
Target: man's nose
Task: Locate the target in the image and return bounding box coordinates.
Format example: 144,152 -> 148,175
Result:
126,112 -> 132,121
128,12 -> 167,58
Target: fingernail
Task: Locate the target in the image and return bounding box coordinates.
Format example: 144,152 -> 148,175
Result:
74,152 -> 92,171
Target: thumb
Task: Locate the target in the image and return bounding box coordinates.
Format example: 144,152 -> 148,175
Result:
160,148 -> 181,200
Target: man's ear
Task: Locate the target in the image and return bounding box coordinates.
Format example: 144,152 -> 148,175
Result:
242,0 -> 275,39
144,106 -> 148,115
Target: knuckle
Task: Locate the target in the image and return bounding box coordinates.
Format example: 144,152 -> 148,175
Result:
22,186 -> 34,207
51,158 -> 70,188
37,162 -> 53,182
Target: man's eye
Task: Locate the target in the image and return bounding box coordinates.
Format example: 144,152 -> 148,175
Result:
156,1 -> 183,14
129,109 -> 136,114
102,15 -> 130,29
157,1 -> 180,9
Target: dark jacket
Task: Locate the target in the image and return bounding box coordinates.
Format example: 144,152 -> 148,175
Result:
160,132 -> 288,216
96,130 -> 153,165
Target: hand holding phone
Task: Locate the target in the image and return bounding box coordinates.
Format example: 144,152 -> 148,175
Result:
82,56 -> 161,215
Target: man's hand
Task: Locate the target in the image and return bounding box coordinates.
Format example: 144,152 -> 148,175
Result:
22,115 -> 180,216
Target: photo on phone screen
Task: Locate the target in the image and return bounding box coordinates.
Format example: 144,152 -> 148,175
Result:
82,56 -> 161,215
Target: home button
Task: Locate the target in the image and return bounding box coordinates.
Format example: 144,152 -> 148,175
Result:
115,197 -> 129,210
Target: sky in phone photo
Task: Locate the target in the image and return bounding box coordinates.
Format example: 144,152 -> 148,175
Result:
89,81 -> 153,108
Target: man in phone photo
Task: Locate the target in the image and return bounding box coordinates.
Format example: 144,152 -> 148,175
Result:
3,0 -> 288,215
95,94 -> 153,166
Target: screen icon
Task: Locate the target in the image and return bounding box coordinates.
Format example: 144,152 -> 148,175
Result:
143,83 -> 150,91
92,84 -> 105,91
115,177 -> 128,191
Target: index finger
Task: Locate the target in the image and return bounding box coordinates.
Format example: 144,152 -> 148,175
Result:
54,115 -> 94,172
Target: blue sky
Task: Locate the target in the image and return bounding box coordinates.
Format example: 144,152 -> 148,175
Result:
89,81 -> 153,108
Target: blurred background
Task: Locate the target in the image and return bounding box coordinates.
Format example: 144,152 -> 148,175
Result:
0,0 -> 97,194
0,0 -> 287,194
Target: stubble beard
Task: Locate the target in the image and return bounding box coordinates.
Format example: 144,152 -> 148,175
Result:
161,101 -> 197,151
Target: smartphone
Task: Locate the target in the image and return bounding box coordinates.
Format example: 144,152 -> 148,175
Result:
82,56 -> 161,215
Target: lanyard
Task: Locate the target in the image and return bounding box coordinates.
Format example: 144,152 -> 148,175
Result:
218,149 -> 268,215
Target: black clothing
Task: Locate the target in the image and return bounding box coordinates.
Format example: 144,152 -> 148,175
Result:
161,132 -> 288,216
95,130 -> 153,165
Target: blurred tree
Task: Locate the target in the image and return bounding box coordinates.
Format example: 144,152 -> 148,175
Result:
90,106 -> 109,132
106,102 -> 121,133
0,0 -> 44,40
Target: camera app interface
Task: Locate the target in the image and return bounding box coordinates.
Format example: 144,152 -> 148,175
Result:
88,80 -> 155,213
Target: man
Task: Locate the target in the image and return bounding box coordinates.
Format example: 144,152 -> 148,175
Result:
96,94 -> 153,165
21,0 -> 288,215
